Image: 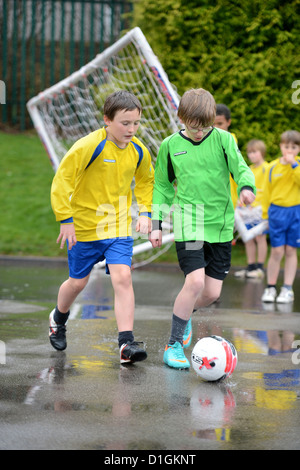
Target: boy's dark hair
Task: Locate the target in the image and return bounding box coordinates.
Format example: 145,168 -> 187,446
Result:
104,90 -> 142,120
216,103 -> 231,120
177,88 -> 216,127
280,130 -> 300,146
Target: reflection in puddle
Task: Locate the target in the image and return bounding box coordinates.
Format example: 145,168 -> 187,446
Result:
191,303 -> 300,444
1,263 -> 300,449
190,383 -> 236,442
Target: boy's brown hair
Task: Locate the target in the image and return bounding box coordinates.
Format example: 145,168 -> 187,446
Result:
177,88 -> 216,127
246,139 -> 267,158
280,130 -> 300,145
104,90 -> 142,120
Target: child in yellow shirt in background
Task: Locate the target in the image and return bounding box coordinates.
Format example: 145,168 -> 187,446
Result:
261,130 -> 300,304
235,139 -> 269,279
214,104 -> 239,207
214,104 -> 237,142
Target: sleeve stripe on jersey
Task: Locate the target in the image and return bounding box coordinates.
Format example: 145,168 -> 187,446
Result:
132,141 -> 144,168
85,138 -> 107,169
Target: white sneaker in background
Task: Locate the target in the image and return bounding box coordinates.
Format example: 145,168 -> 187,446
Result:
276,287 -> 294,304
234,269 -> 246,278
261,287 -> 277,303
246,268 -> 265,279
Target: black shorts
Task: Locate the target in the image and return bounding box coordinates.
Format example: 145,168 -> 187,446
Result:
175,241 -> 232,280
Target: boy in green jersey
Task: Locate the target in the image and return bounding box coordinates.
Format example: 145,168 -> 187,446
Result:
150,88 -> 256,369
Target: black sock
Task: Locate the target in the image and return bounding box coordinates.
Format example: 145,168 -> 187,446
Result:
267,284 -> 276,289
54,306 -> 69,325
169,314 -> 188,346
257,263 -> 264,270
247,263 -> 257,272
118,330 -> 134,348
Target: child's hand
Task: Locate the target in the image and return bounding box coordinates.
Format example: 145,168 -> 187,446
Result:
282,152 -> 296,165
149,229 -> 162,248
57,223 -> 77,250
239,189 -> 256,206
136,215 -> 151,234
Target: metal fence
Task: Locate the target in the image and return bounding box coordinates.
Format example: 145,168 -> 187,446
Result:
0,0 -> 133,130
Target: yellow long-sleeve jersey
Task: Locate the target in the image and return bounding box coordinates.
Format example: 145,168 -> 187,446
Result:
250,161 -> 270,207
51,128 -> 154,241
261,157 -> 300,219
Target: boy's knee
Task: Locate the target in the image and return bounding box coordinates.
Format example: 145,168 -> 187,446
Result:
119,271 -> 132,289
204,291 -> 220,305
69,276 -> 89,294
271,246 -> 284,261
285,245 -> 296,257
186,274 -> 205,296
111,266 -> 133,289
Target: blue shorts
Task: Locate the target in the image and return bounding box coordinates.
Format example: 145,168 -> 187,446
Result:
67,237 -> 134,279
268,204 -> 300,248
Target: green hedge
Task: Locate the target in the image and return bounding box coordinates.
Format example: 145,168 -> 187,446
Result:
133,0 -> 300,160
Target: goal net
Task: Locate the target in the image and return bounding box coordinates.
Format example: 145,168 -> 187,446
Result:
234,205 -> 268,243
27,27 -> 180,265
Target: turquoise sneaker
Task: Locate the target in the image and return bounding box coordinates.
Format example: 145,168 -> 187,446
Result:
183,318 -> 192,349
163,342 -> 190,369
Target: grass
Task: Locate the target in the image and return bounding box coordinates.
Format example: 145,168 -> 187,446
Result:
0,130 -> 249,265
0,131 -> 60,256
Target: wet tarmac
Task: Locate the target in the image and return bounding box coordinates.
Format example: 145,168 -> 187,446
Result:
0,258 -> 300,451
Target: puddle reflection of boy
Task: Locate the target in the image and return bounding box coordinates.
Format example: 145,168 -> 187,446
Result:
150,88 -> 256,369
49,91 -> 154,364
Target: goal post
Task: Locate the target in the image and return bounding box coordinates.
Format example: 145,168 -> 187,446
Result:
27,27 -> 180,171
27,27 -> 179,262
234,206 -> 269,243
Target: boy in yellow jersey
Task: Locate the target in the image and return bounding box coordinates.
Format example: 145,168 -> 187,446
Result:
49,91 -> 154,363
235,139 -> 269,279
261,130 -> 300,304
214,104 -> 237,144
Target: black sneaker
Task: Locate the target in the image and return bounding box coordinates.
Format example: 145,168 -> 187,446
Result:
49,309 -> 67,351
120,341 -> 147,364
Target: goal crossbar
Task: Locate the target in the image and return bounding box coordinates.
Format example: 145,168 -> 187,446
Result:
27,27 -> 180,171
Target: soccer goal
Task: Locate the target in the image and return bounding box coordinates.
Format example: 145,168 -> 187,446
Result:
27,27 -> 180,265
27,27 -> 181,171
234,205 -> 268,243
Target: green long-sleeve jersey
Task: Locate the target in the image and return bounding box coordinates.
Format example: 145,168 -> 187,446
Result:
152,127 -> 256,242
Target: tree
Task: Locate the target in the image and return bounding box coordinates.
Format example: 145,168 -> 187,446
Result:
133,0 -> 300,159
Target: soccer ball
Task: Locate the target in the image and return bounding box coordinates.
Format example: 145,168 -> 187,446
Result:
191,335 -> 238,382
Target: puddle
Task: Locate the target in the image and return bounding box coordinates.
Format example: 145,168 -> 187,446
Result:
0,261 -> 299,450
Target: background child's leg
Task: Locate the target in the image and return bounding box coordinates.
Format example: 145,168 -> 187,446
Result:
245,239 -> 256,267
266,245 -> 284,285
283,245 -> 298,286
256,234 -> 268,267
